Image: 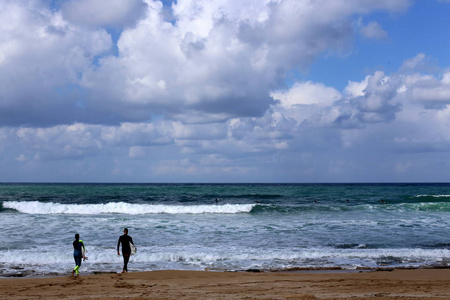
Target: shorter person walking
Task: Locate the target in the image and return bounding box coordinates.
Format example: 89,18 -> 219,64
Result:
72,233 -> 86,276
117,228 -> 134,273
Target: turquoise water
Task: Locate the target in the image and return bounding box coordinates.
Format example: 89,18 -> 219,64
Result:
0,183 -> 449,277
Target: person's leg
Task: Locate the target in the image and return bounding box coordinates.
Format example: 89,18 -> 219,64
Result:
73,256 -> 82,275
123,254 -> 130,272
72,256 -> 76,276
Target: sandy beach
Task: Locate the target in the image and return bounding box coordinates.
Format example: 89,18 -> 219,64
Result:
0,269 -> 449,299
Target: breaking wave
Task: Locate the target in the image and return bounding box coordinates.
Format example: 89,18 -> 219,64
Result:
1,201 -> 256,215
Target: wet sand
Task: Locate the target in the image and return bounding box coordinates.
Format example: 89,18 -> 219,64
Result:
0,269 -> 449,299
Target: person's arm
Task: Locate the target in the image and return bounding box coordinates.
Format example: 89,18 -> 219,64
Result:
117,236 -> 121,255
130,237 -> 134,246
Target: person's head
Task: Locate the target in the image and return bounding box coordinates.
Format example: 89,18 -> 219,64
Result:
123,228 -> 128,235
75,233 -> 79,240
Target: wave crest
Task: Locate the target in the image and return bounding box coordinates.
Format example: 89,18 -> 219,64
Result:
1,201 -> 256,215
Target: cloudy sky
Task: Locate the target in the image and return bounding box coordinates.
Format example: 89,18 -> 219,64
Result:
1,0 -> 450,183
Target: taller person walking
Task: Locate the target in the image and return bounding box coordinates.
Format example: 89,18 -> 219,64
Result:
117,228 -> 134,273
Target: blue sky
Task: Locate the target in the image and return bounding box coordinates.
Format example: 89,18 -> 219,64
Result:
308,0 -> 450,89
1,0 -> 450,182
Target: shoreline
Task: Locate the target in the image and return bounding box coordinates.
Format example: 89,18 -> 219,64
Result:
2,265 -> 449,279
1,268 -> 449,299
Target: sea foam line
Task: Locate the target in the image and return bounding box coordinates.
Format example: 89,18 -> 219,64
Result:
1,201 -> 256,215
1,247 -> 448,266
415,194 -> 450,198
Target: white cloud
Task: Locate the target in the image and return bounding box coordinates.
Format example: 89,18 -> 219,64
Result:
345,77 -> 369,98
0,0 -> 112,126
400,53 -> 427,72
272,82 -> 342,107
0,0 -> 413,128
2,52 -> 444,160
411,84 -> 450,108
360,21 -> 388,40
61,0 -> 148,28
8,0 -> 450,182
442,72 -> 450,84
70,0 -> 413,125
7,51 -> 443,169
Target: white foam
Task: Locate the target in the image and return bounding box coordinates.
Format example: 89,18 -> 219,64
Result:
415,194 -> 450,198
1,246 -> 448,275
2,201 -> 256,215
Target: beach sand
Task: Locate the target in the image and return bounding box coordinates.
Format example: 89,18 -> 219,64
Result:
0,269 -> 449,299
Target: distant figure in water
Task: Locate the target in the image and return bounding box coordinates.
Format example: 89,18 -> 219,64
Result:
380,199 -> 387,204
215,198 -> 219,204
117,228 -> 134,273
72,233 -> 86,277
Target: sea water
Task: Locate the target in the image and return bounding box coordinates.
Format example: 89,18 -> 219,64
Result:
0,183 -> 449,277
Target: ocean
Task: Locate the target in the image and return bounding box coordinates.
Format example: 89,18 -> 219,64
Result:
0,183 -> 449,277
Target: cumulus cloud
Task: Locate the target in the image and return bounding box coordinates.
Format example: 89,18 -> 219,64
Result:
272,82 -> 342,107
79,0 -> 412,125
4,51 -> 450,181
11,49 -> 447,159
8,0 -> 450,182
0,0 -> 412,127
60,0 -> 148,28
0,0 -> 112,126
408,74 -> 450,109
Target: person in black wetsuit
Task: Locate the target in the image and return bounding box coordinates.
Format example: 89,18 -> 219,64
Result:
72,233 -> 86,276
117,228 -> 134,273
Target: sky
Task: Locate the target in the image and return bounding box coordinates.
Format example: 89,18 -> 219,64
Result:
1,0 -> 450,183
